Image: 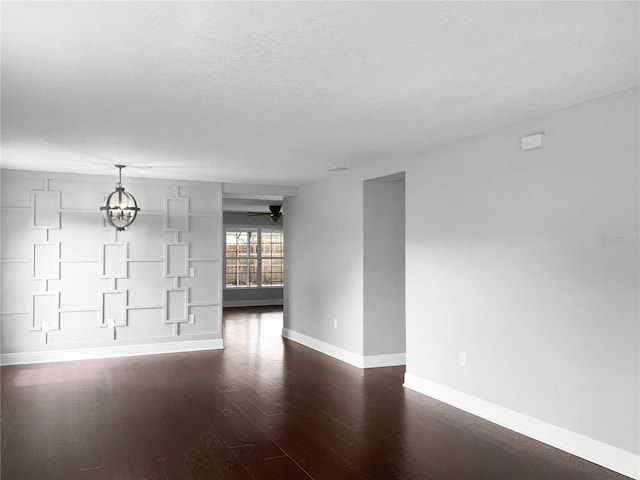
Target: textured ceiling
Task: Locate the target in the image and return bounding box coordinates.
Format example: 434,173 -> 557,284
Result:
1,1 -> 638,185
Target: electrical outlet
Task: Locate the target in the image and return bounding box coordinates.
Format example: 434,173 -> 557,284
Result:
459,352 -> 467,367
41,322 -> 50,332
189,314 -> 195,323
189,267 -> 195,277
333,318 -> 338,329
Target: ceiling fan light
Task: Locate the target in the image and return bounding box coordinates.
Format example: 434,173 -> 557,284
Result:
270,213 -> 282,223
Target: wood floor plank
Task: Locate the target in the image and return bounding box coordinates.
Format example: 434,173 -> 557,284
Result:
231,445 -> 312,480
0,306 -> 632,480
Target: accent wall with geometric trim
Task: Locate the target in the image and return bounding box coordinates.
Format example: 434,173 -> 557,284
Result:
0,169 -> 223,364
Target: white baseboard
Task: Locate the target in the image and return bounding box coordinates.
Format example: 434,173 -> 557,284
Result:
403,372 -> 639,480
282,328 -> 364,368
363,352 -> 406,368
223,299 -> 283,307
1,339 -> 224,366
281,328 -> 406,369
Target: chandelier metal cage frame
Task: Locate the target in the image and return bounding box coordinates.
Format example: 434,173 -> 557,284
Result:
100,165 -> 140,231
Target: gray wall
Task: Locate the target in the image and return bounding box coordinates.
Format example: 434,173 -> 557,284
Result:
363,175 -> 405,356
284,171 -> 365,354
284,88 -> 639,457
223,211 -> 283,306
0,170 -> 223,363
405,89 -> 638,454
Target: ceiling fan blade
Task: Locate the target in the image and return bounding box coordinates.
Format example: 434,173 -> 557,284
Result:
248,206 -> 283,219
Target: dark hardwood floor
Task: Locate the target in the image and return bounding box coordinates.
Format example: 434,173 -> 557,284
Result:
0,306 -> 630,479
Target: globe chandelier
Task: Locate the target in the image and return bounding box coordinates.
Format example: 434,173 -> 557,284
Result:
100,165 -> 140,231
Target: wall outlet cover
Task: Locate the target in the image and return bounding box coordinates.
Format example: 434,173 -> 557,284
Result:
459,352 -> 467,367
521,132 -> 545,150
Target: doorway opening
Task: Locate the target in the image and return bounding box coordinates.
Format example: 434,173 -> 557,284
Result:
363,172 -> 406,367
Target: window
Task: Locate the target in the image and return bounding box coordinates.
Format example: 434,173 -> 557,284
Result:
260,230 -> 284,286
225,228 -> 284,288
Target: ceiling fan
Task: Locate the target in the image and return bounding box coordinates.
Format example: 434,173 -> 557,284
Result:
248,205 -> 283,223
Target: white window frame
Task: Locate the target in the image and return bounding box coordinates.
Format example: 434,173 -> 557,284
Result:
224,227 -> 284,289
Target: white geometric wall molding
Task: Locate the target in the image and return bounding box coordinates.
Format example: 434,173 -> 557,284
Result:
0,262 -> 34,317
122,261 -> 171,306
181,305 -> 220,336
164,243 -> 189,277
1,209 -> 42,260
1,169 -> 224,364
31,189 -> 61,229
25,180 -> 64,346
182,261 -> 221,304
164,287 -> 189,325
32,242 -> 60,280
165,196 -> 190,232
101,243 -> 128,278
101,290 -> 128,340
101,290 -> 128,327
51,262 -> 110,312
32,292 -> 60,344
180,216 -> 221,261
